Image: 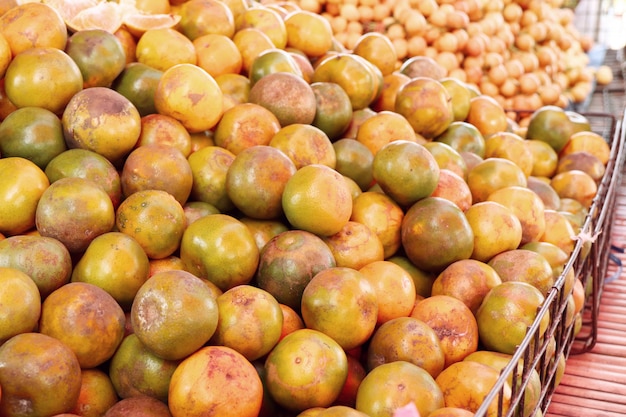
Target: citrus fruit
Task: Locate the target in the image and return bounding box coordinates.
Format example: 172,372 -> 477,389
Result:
333,139 -> 374,191
115,189 -> 186,259
69,368 -> 119,417
435,121 -> 486,158
483,131 -> 534,177
301,266 -> 378,350
255,229 -> 336,310
526,105 -> 582,153
526,139 -> 559,178
0,332 -> 82,417
211,284 -> 283,361
65,28 -> 126,88
310,81 -> 353,141
135,114 -> 192,157
278,303 -> 305,342
0,234 -> 72,298
178,0 -> 235,41
35,177 -> 115,254
401,197 -> 474,273
560,130 -> 611,165
372,72 -> 411,113
282,164 -> 353,236
131,269 -> 219,361
4,47 -> 83,115
356,360 -> 444,417
71,231 -> 150,310
180,213 -> 259,291
423,141 -> 468,180
0,267 -> 41,344
248,47 -> 302,85
264,328 -> 348,412
269,123 -> 336,169
387,255 -> 437,299
39,281 -> 126,368
109,333 -> 181,403
556,151 -> 606,183
113,62 -> 163,117
169,345 -> 263,417
352,31 -> 397,76
466,157 -> 527,203
430,169 -> 473,212
101,395 -> 171,416
372,140 -> 440,207
239,217 -> 288,251
427,407 -> 475,417
550,169 -> 598,208
136,28 -> 197,72
213,102 -> 281,154
65,1 -> 124,33
399,55 -> 447,80
154,63 -> 224,133
441,77 -> 473,121
527,176 -> 561,210
476,281 -> 549,355
322,221 -> 384,269
122,11 -> 181,38
233,27 -> 276,75
488,248 -> 555,295
235,6 -> 287,49
465,94 -> 508,138
356,110 -> 418,156
187,145 -> 236,212
121,144 -> 193,205
215,72 -> 251,111
284,9 -> 333,57
62,87 -> 142,165
487,185 -> 547,245
193,33 -> 242,78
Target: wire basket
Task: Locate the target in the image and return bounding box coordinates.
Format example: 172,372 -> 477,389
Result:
473,110 -> 626,417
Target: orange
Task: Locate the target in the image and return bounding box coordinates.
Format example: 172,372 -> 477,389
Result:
322,221 -> 385,270
154,63 -> 224,133
278,303 -> 305,341
116,190 -> 186,259
435,360 -> 511,417
0,2 -> 67,56
333,139 -> 374,191
388,255 -> 437,299
136,28 -> 196,72
344,108 -> 377,139
334,354 -> 367,408
282,164 -> 353,237
487,185 -> 546,245
114,27 -> 137,65
0,267 -> 41,344
488,248 -> 555,295
36,177 -> 115,253
560,130 -> 611,165
428,407 -> 475,417
430,169 -> 473,212
0,157 -> 50,236
0,235 -> 72,299
71,232 -> 150,311
102,395 -> 171,416
235,6 -> 288,49
0,107 -> 65,169
440,77 -> 473,122
239,217 -> 288,251
122,11 -> 181,38
301,267 -> 378,350
264,328 -> 348,412
0,78 -> 17,120
131,270 -> 219,360
525,105 -> 587,153
64,1 -> 124,33
310,81 -> 354,141
401,197 -> 474,273
183,200 -> 220,224
356,110 -> 417,156
526,139 -> 559,178
211,284 -> 283,361
109,333 -> 180,402
213,102 -> 281,155
188,145 -> 236,212
394,76 -> 454,139
69,368 -> 119,417
522,241 -> 570,283
356,361 -> 444,417
112,62 -> 162,117
352,32 -> 397,76
193,33 -> 242,78
256,229 -> 336,310
466,94 -> 508,138
550,169 -> 598,208
527,176 -> 561,211
233,27 -> 276,75
5,47 -> 83,115
317,406 -> 369,417
63,87 -> 142,165
366,316 -> 445,378
0,332 -> 82,417
476,281 -> 549,354
269,123 -> 337,169
410,295 -> 479,368
556,151 -> 606,183
284,10 -> 333,58
178,0 -> 235,41
483,131 -> 534,177
180,213 -> 259,291
65,28 -> 126,88
372,140 -> 440,207
136,114 -> 192,157
435,121 -> 486,158
44,148 -> 123,209
169,346 -> 263,417
148,255 -> 186,277
541,209 -> 577,255
215,73 -> 251,112
423,141 -> 468,180
466,157 -> 527,203
39,282 -> 125,368
350,191 -> 404,259
371,72 -> 411,113
359,260 -> 416,324
431,259 -> 503,315
464,201 -> 523,262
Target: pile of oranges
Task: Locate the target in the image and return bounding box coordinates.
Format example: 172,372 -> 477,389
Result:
0,1 -> 613,417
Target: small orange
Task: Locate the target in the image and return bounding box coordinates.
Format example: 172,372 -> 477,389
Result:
135,114 -> 192,157
435,121 -> 486,158
178,0 -> 235,41
116,190 -> 185,259
282,164 -> 353,236
169,345 -> 263,417
352,32 -> 398,76
526,139 -> 559,178
69,368 -> 119,417
215,73 -> 251,112
466,157 -> 527,203
356,110 -> 417,156
483,131 -> 534,177
311,81 -> 354,141
333,139 -> 374,191
122,11 -> 181,37
466,94 -> 509,138
388,255 -> 437,299
278,303 -> 305,341
488,248 -> 555,295
136,28 -> 196,71
213,102 -> 281,155
239,217 -> 289,251
269,124 -> 337,169
359,260 -> 416,324
322,221 -> 385,270
148,255 -> 186,277
550,169 -> 598,208
556,151 -> 606,183
487,185 -> 547,245
39,282 -> 126,368
233,28 -> 276,75
343,108 -> 377,139
430,168 -> 473,212
560,130 -> 611,165
114,27 -> 137,65
112,62 -> 162,117
423,141 -> 468,180
0,267 -> 41,344
371,72 -> 411,113
284,10 -> 334,58
131,270 -> 219,361
188,145 -> 236,212
464,201 -> 523,262
154,63 -> 224,133
541,209 -> 577,255
193,33 -> 243,78
235,6 -> 288,49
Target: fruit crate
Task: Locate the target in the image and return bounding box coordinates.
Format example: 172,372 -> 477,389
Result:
474,110 -> 626,417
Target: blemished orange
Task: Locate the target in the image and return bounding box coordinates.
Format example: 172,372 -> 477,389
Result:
64,1 -> 124,33
0,267 -> 41,344
135,114 -> 192,157
483,131 -> 534,178
122,11 -> 181,37
131,270 -> 219,361
235,6 -> 288,49
541,209 -> 577,255
169,346 -> 263,417
423,141 -> 468,180
487,185 -> 547,245
488,248 -> 556,296
371,72 -> 411,113
193,33 -> 243,78
526,139 -> 559,178
233,27 -> 276,75
352,31 -> 398,76
356,110 -> 418,156
154,63 -> 224,133
69,368 -> 119,417
188,145 -> 236,213
278,303 -> 305,341
178,0 -> 235,41
213,102 -> 281,155
116,190 -> 186,260
39,282 -> 126,368
269,123 -> 337,169
322,221 -> 385,270
550,169 -> 598,208
301,267 -> 378,351
239,217 -> 288,251
430,168 -> 473,212
466,94 -> 509,138
282,164 -> 353,236
333,138 -> 375,191
136,28 -> 196,72
359,260 -> 416,324
467,157 -> 527,203
215,72 -> 251,112
560,130 -> 611,165
284,10 -> 333,58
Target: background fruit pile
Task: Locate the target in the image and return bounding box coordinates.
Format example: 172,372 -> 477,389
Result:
0,0 -> 614,417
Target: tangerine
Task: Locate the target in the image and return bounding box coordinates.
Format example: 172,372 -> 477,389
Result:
322,221 -> 385,270
113,62 -> 163,117
311,81 -> 354,141
213,102 -> 281,155
0,2 -> 68,55
0,267 -> 41,344
187,145 -> 236,212
65,29 -> 126,88
464,201 -> 523,262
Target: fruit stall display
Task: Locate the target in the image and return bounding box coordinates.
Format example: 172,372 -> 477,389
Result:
0,0 -> 625,417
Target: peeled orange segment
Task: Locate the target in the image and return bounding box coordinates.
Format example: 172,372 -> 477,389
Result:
42,0 -> 98,24
66,1 -> 125,33
122,12 -> 182,37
